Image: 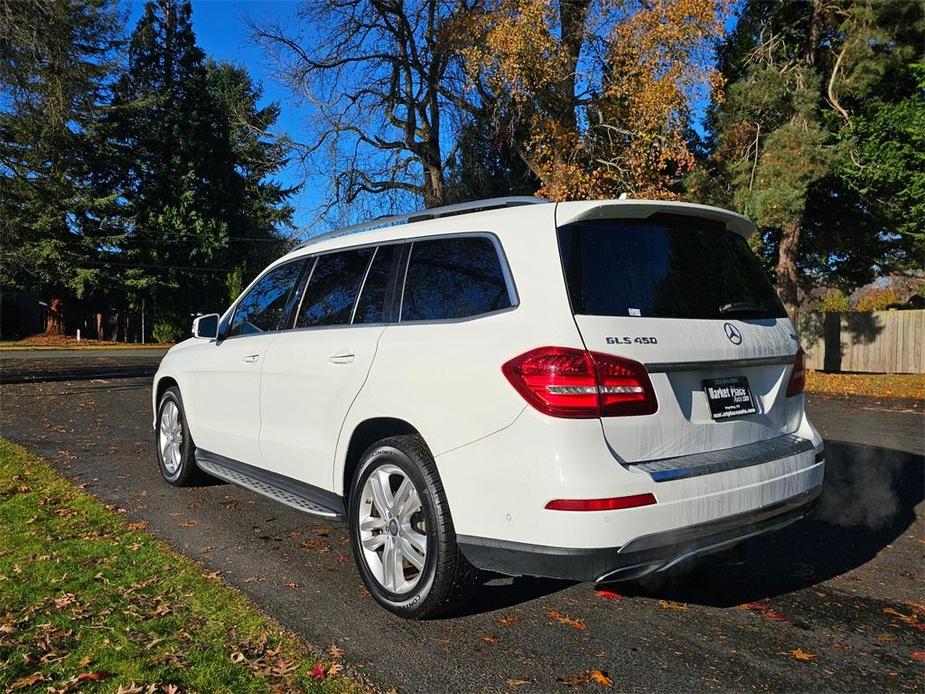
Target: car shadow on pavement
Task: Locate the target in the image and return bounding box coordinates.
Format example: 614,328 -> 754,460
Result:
609,439 -> 924,607
446,576 -> 577,618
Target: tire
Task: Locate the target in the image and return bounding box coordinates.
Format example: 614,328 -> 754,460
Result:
348,435 -> 481,619
154,386 -> 203,487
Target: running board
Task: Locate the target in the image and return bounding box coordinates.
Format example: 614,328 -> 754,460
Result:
194,450 -> 346,521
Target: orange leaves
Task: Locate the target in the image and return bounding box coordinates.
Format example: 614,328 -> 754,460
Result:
657,600 -> 689,612
546,609 -> 586,631
481,634 -> 498,645
911,651 -> 925,662
594,589 -> 622,602
498,613 -> 520,627
782,648 -> 817,661
560,669 -> 614,688
805,372 -> 925,402
740,601 -> 791,623
884,606 -> 925,631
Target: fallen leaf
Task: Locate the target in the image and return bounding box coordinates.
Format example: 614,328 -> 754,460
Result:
76,672 -> 109,683
911,651 -> 925,662
300,538 -> 330,554
498,613 -> 520,627
590,670 -> 614,688
308,662 -> 326,680
740,601 -> 791,623
481,634 -> 498,644
328,643 -> 345,659
9,672 -> 45,690
658,600 -> 689,611
284,581 -> 299,589
179,519 -> 198,528
595,589 -> 622,601
127,521 -> 147,531
546,609 -> 586,631
327,662 -> 344,677
506,679 -> 531,687
784,648 -> 816,661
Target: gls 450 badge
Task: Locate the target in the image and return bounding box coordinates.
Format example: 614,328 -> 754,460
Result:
605,336 -> 658,345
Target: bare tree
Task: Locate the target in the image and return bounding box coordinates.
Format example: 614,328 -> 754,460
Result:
250,0 -> 472,216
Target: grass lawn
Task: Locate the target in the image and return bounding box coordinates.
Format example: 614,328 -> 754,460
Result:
805,370 -> 925,402
0,439 -> 365,693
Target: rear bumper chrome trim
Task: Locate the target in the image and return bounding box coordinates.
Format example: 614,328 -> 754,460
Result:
645,354 -> 794,373
629,433 -> 815,482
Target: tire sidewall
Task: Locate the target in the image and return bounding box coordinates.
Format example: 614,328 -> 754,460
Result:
155,388 -> 193,485
349,443 -> 439,615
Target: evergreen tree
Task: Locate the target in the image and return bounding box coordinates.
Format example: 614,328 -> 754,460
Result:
104,0 -> 294,340
692,0 -> 924,314
0,0 -> 123,333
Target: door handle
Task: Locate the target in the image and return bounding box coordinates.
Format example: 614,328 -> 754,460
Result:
241,353 -> 260,363
329,350 -> 355,364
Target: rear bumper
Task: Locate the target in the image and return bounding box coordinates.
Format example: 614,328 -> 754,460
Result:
458,485 -> 822,582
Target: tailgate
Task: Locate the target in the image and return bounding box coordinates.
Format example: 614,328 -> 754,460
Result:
555,201 -> 803,463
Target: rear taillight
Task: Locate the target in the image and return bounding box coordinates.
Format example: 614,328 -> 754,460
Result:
545,493 -> 657,511
786,348 -> 805,397
502,346 -> 658,418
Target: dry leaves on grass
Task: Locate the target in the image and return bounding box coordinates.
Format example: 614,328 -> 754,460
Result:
546,609 -> 586,631
804,372 -> 925,402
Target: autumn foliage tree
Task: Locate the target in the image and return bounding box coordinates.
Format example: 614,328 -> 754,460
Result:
461,0 -> 730,200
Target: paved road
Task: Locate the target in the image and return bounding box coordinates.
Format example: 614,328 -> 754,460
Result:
1,354 -> 922,693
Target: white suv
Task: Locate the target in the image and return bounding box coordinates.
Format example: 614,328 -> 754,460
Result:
152,197 -> 825,618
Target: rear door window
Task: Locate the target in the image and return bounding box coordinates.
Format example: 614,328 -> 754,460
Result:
557,217 -> 787,320
229,260 -> 304,336
296,247 -> 374,328
400,236 -> 513,322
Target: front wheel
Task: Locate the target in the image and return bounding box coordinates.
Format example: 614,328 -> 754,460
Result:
155,386 -> 203,486
348,435 -> 481,619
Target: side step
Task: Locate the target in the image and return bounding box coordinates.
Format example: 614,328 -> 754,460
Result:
195,450 -> 346,521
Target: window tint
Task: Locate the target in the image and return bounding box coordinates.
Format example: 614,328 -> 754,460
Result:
229,261 -> 303,336
296,247 -> 374,327
353,244 -> 397,324
400,237 -> 512,322
557,218 -> 787,320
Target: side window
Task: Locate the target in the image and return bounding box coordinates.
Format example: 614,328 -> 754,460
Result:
229,261 -> 303,337
296,247 -> 374,327
400,237 -> 513,322
353,244 -> 398,324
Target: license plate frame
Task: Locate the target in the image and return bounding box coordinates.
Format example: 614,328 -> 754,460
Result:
703,376 -> 758,420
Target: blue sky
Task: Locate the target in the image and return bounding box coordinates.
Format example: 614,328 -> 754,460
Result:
125,0 -> 733,235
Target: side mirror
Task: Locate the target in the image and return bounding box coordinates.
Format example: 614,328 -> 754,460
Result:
192,313 -> 220,339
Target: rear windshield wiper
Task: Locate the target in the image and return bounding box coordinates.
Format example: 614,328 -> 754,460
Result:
718,302 -> 771,316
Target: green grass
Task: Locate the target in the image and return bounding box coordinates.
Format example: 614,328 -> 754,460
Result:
0,439 -> 364,693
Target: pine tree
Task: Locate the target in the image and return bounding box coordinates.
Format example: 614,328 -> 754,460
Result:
0,0 -> 123,333
104,0 -> 294,340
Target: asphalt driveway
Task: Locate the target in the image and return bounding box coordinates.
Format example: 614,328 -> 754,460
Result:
1,352 -> 922,693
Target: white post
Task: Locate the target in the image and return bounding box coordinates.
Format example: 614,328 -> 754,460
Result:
76,329 -> 81,342
141,298 -> 145,344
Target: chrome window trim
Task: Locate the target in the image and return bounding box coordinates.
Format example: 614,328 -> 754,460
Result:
349,246 -> 378,325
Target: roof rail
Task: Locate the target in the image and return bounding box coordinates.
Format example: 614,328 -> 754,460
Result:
295,196 -> 549,250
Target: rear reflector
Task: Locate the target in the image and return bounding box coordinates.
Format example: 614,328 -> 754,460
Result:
502,346 -> 658,418
786,348 -> 805,397
814,449 -> 825,463
545,493 -> 657,512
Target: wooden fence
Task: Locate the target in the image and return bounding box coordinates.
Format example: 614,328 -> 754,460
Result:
799,309 -> 925,374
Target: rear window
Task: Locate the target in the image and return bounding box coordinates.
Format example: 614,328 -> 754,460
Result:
400,237 -> 513,322
557,217 -> 787,320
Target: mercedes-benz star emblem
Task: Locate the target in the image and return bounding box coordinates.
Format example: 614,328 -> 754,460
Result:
724,322 -> 743,345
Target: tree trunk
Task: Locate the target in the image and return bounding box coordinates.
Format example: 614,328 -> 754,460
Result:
45,296 -> 66,335
775,216 -> 803,319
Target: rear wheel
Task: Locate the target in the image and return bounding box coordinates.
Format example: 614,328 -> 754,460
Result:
155,386 -> 203,486
348,435 -> 481,618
